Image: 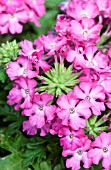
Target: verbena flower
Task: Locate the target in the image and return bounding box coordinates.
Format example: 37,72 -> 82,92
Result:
57,92 -> 91,130
88,132 -> 111,169
0,0 -> 46,34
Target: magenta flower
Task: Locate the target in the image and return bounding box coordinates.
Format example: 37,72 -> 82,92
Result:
70,18 -> 102,43
88,132 -> 111,169
0,10 -> 28,34
6,56 -> 38,80
57,92 -> 91,130
95,0 -> 111,18
66,0 -> 99,21
22,120 -> 37,135
31,51 -> 51,73
40,122 -> 51,136
19,40 -> 36,58
0,0 -> 46,34
50,118 -> 62,136
74,46 -> 109,72
60,127 -> 85,150
99,72 -> 111,93
55,14 -> 71,36
7,87 -> 22,110
7,77 -> 37,109
63,139 -> 92,170
79,68 -> 100,82
38,33 -> 67,56
73,82 -> 105,115
0,0 -> 23,13
24,0 -> 46,17
22,92 -> 56,129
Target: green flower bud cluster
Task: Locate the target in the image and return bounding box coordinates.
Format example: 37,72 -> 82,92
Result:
86,114 -> 109,138
39,63 -> 80,97
0,40 -> 19,65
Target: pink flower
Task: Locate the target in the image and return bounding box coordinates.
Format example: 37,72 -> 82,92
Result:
0,10 -> 28,34
24,0 -> 46,17
73,82 -> 105,115
0,0 -> 23,13
19,40 -> 36,58
0,0 -> 46,34
88,132 -> 111,169
50,118 -> 62,136
74,46 -> 109,72
7,87 -> 22,110
7,77 -> 37,109
31,51 -> 51,73
65,40 -> 85,63
38,33 -> 67,56
55,14 -> 71,36
57,92 -> 91,130
79,68 -> 100,82
63,139 -> 92,170
40,122 -> 51,136
60,127 -> 85,150
22,120 -> 37,135
6,56 -> 38,80
70,18 -> 102,43
26,9 -> 40,27
22,92 -> 56,129
95,0 -> 111,18
66,0 -> 99,21
99,72 -> 111,93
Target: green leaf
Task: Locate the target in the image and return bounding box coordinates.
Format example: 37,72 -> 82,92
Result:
32,161 -> 41,170
0,154 -> 28,170
0,67 -> 7,83
40,161 -> 52,170
45,0 -> 64,8
23,146 -> 46,167
53,164 -> 62,170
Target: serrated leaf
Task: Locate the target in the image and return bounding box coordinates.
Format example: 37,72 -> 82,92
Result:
23,146 -> 46,167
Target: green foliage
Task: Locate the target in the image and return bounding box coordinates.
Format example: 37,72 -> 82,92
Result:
0,65 -> 8,83
39,63 -> 80,97
0,40 -> 19,64
0,1 -> 107,169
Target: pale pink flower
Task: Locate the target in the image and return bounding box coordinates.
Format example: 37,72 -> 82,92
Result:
38,33 -> 67,56
57,92 -> 91,130
88,132 -> 111,169
24,0 -> 46,17
74,46 -> 109,72
98,72 -> 111,93
66,0 -> 99,21
73,82 -> 106,115
22,92 -> 56,129
19,40 -> 36,58
70,18 -> 102,43
7,78 -> 37,109
6,56 -> 38,80
0,10 -> 28,34
60,127 -> 85,150
63,139 -> 92,170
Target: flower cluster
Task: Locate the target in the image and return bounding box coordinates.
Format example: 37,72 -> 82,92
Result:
6,0 -> 111,169
0,0 -> 46,34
